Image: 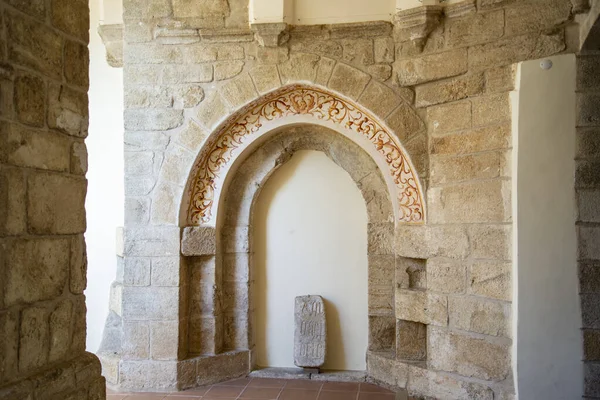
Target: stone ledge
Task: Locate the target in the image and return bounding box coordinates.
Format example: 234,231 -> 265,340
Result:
98,24 -> 123,68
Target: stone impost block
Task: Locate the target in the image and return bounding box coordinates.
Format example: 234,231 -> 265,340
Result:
407,364 -> 494,400
427,258 -> 466,294
469,261 -> 511,301
251,23 -> 289,47
124,109 -> 184,131
366,351 -> 409,388
428,326 -> 511,381
4,238 -> 69,306
396,48 -> 467,86
123,226 -> 180,257
395,289 -> 447,326
182,226 -> 216,256
415,73 -> 484,108
196,351 -> 250,386
358,80 -> 402,120
393,5 -> 443,52
122,287 -> 179,321
98,24 -> 123,68
449,296 -> 511,337
469,224 -> 512,261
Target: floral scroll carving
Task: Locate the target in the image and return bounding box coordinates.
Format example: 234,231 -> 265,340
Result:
187,85 -> 425,225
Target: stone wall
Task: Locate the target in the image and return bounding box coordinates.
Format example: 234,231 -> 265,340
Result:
0,0 -> 105,398
99,0 -> 583,398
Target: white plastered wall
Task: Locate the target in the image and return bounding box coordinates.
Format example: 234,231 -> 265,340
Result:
253,150 -> 369,371
515,54 -> 583,399
86,0 -> 124,351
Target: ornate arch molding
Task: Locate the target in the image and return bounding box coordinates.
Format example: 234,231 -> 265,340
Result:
185,84 -> 425,225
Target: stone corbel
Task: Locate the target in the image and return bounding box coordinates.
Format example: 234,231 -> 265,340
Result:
394,5 -> 444,54
98,24 -> 123,68
571,0 -> 590,14
250,23 -> 289,47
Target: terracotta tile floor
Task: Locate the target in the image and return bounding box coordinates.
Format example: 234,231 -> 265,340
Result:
107,377 -> 407,400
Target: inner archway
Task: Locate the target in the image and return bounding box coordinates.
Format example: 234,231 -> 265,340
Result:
253,150 -> 369,370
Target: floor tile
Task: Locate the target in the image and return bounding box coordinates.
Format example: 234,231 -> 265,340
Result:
357,393 -> 395,400
164,397 -> 203,400
317,391 -> 358,400
107,395 -> 128,400
124,394 -> 168,399
204,386 -> 246,398
359,384 -> 393,394
248,378 -> 288,388
239,387 -> 282,398
321,382 -> 360,392
216,378 -> 252,387
169,387 -> 210,396
279,389 -> 320,400
283,381 -> 323,390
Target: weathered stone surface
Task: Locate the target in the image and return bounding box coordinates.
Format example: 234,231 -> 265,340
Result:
222,226 -> 250,254
27,172 -> 87,234
182,226 -> 217,256
368,255 -> 395,288
196,91 -> 230,130
0,310 -> 18,383
70,235 -> 87,294
367,64 -> 393,81
398,258 -> 426,290
395,289 -> 447,326
163,64 -> 213,84
431,124 -> 511,155
150,321 -> 179,360
196,350 -> 250,386
119,360 -> 178,391
47,84 -> 88,138
486,65 -> 516,93
374,37 -> 394,64
219,73 -> 258,109
71,141 -> 88,175
396,49 -> 467,86
14,74 -> 45,127
122,287 -> 179,321
150,182 -> 182,225
407,364 -> 494,400
449,296 -> 510,337
0,167 -> 27,236
19,306 -> 49,372
396,320 -> 426,361
151,258 -> 180,287
415,74 -> 484,108
446,10 -> 504,47
215,61 -> 244,81
279,53 -> 320,84
469,261 -> 511,301
160,143 -> 194,186
471,93 -> 511,127
51,0 -> 89,40
294,295 -> 326,368
428,180 -> 511,224
430,152 -> 504,186
578,55 -> 600,91
324,63 -> 371,101
6,0 -> 46,19
368,315 -> 395,351
189,317 -> 217,354
580,226 -> 600,260
124,109 -> 184,131
222,282 -> 249,313
123,258 -> 151,286
49,300 -> 73,362
249,65 -> 281,95
504,0 -> 571,37
223,253 -> 250,283
124,197 -> 150,224
315,57 -> 336,86
358,80 -> 402,119
64,40 -> 89,88
290,39 -> 343,59
427,259 -> 466,294
428,327 -> 511,381
385,103 -> 424,141
368,223 -> 394,255
123,226 -> 180,257
367,352 -> 409,388
341,38 -> 374,66
125,86 -> 172,109
176,120 -> 208,152
470,224 -> 512,260
426,101 -> 471,135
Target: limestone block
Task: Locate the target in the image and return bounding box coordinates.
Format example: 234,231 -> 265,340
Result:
124,152 -> 154,176
4,238 -> 69,305
222,226 -> 250,253
375,37 -> 395,64
119,360 -> 179,391
366,352 -> 409,388
315,57 -> 336,86
290,39 -> 343,59
125,132 -> 170,153
396,320 -> 426,361
163,64 -> 213,84
182,226 -> 217,256
415,74 -> 484,108
223,314 -> 249,350
125,109 -> 184,132
407,364 -> 494,400
123,226 -> 180,257
176,120 -> 208,152
427,259 -> 466,294
368,223 -> 394,255
368,315 -> 395,351
190,284 -> 220,316
99,353 -> 119,385
426,101 -> 471,135
124,65 -> 163,85
369,285 -> 394,315
294,295 -> 326,367
446,10 -> 504,48
428,180 -> 511,224
428,326 -> 511,381
431,124 -> 511,156
151,182 -> 182,225
196,350 -> 250,386
125,176 -> 156,197
395,225 -> 430,259
486,65 -> 517,94
6,11 -> 63,79
584,329 -> 600,360
367,64 -> 392,81
98,24 -> 124,68
358,173 -> 394,223
215,61 -> 245,81
255,46 -> 289,64
124,86 -> 173,109
328,63 -> 371,101
223,253 -> 250,283
123,0 -> 171,19
150,321 -> 179,360
197,91 -> 230,130
14,73 -> 45,127
123,258 -> 151,287
0,310 -> 18,384
249,65 -> 281,95
449,296 -> 511,337
51,0 -> 88,39
358,80 -> 402,120
430,152 -> 503,186
5,0 -> 46,19
122,287 -> 179,321
151,258 -> 181,287
341,38 -> 374,66
580,226 -> 600,260
174,85 -> 205,109
278,53 -> 321,84
19,306 -> 49,372
396,49 -> 467,86
577,128 -> 600,159
504,0 -> 571,37
368,255 -> 395,287
219,73 -> 258,109
469,224 -> 512,261
47,84 -> 88,138
578,93 -> 600,127
395,289 -> 447,326
71,141 -> 88,175
469,32 -> 565,72
110,282 -> 123,316
48,300 -> 73,362
579,189 -> 600,224
0,167 -> 26,235
582,294 -> 600,329
160,144 -> 195,186
385,103 -> 424,141
469,261 -> 511,301
173,0 -> 229,18
429,225 -> 470,260
578,55 -> 600,91
577,160 -> 600,189
124,197 -> 150,224
471,93 -> 511,128
222,282 -> 250,313
189,317 -> 218,354
64,40 -> 89,88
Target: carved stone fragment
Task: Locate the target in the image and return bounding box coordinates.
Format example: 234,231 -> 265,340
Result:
294,295 -> 326,368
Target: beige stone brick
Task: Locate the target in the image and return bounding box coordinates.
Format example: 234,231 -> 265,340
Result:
0,168 -> 26,236
430,152 -> 503,186
150,182 -> 182,225
341,38 -> 374,66
469,32 -> 565,72
279,53 -> 320,84
176,120 -> 208,153
182,227 -> 217,256
369,285 -> 394,315
122,287 -> 180,321
14,74 -> 45,127
396,320 -> 426,361
19,306 -> 49,372
70,235 -> 87,294
125,86 -> 173,109
449,295 -> 511,337
122,322 -> 150,360
431,123 -> 511,155
469,224 -> 512,261
396,48 -> 468,86
123,0 -> 172,19
189,317 -> 217,354
368,315 -> 395,352
367,352 -> 409,388
151,258 -> 181,287
173,0 -> 229,18
0,310 -> 18,383
368,223 -> 394,255
255,46 -> 289,64
159,143 -> 194,186
64,40 -> 89,89
407,364 -> 494,400
124,258 -> 151,286
6,11 -> 63,79
48,300 -> 73,362
249,65 -> 281,95
197,91 -> 230,130
290,40 -> 343,59
124,65 -> 163,85
6,0 -> 46,19
123,226 -> 180,257
51,0 -> 89,40
173,84 -> 205,108
504,0 -> 571,37
429,225 -> 470,260
580,226 -> 600,260
223,253 -> 250,283
219,73 -> 258,109
368,255 -> 395,287
428,327 -> 511,381
71,141 -> 88,175
385,103 -> 425,141
367,64 -> 392,81
428,180 -> 511,224
327,63 -> 371,101
358,80 -> 402,120
222,226 -> 250,254
415,74 -> 484,108
47,84 -> 88,138
163,64 -> 213,84
374,37 -> 395,63
124,109 -> 184,131
426,101 -> 471,135
215,61 -> 245,81
471,93 -> 511,127
27,172 -> 87,234
446,10 -> 504,48
486,65 -> 517,93
469,261 -> 511,301
427,259 -> 467,294
315,57 -> 336,86
395,289 -> 447,326
222,282 -> 249,313
150,321 -> 179,360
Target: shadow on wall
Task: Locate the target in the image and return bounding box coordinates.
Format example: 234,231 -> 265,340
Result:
252,150 -> 368,371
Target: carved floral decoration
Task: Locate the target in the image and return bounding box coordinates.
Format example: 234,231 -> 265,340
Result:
187,85 -> 424,224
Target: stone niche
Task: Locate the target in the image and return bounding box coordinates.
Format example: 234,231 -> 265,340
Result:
97,0 -> 583,398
